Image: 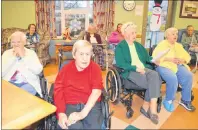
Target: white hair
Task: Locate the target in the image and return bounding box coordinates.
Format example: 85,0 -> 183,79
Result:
10,31 -> 27,45
164,27 -> 178,39
121,22 -> 137,35
72,40 -> 93,56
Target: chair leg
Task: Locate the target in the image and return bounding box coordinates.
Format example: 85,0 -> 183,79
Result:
191,53 -> 198,73
125,93 -> 134,118
157,96 -> 162,113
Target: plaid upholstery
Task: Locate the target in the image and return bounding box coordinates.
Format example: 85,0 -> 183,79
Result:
2,27 -> 50,66
93,46 -> 105,67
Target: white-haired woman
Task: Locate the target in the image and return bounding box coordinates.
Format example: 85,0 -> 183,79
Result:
78,24 -> 105,70
54,40 -> 104,129
2,31 -> 43,97
115,22 -> 162,124
153,27 -> 196,112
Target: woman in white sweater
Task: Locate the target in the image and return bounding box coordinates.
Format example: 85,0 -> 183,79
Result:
2,31 -> 43,97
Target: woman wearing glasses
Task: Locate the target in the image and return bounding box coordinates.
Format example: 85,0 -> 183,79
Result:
115,22 -> 161,124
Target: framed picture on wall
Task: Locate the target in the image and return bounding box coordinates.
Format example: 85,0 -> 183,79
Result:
179,0 -> 198,19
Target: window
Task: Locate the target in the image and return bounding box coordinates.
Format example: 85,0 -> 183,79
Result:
55,1 -> 93,39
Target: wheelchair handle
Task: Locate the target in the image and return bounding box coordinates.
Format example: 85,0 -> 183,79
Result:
113,65 -> 125,73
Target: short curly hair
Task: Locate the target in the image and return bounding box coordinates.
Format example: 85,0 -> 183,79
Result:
10,31 -> 27,45
72,40 -> 93,56
164,27 -> 178,39
121,22 -> 137,35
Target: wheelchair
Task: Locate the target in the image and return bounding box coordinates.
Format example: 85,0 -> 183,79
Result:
37,47 -> 113,129
149,45 -> 194,101
35,72 -> 57,130
106,65 -> 162,118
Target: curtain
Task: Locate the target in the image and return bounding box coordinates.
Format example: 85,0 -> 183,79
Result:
93,0 -> 115,42
35,0 -> 56,38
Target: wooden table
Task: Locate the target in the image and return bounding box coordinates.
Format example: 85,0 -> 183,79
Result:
55,42 -> 75,64
2,80 -> 56,129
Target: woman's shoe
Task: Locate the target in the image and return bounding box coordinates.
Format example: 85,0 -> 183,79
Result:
163,100 -> 174,112
149,113 -> 159,124
147,109 -> 159,124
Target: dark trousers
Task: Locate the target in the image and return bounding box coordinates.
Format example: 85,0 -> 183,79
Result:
127,68 -> 161,102
57,102 -> 104,129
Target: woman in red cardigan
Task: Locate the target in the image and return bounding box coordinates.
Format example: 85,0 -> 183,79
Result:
54,40 -> 104,129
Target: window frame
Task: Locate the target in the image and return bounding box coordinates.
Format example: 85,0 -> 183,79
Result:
55,1 -> 93,38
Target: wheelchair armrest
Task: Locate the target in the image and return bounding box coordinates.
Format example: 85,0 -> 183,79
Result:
146,61 -> 157,70
112,65 -> 125,73
38,71 -> 48,97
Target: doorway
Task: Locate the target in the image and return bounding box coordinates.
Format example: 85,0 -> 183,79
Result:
141,0 -> 174,48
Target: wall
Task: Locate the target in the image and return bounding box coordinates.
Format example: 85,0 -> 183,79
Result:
173,1 -> 198,30
114,1 -> 145,34
2,1 -> 197,30
2,1 -> 35,29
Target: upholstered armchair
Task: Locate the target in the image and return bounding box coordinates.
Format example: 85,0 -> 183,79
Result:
1,27 -> 51,66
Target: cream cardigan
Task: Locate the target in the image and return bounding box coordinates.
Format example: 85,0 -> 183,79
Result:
2,48 -> 43,97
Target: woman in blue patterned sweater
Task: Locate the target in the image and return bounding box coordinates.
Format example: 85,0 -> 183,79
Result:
26,24 -> 40,51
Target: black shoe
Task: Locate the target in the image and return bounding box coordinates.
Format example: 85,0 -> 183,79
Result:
179,100 -> 196,112
177,86 -> 182,92
147,108 -> 159,124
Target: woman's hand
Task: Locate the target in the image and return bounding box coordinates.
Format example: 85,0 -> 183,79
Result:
58,113 -> 69,129
67,111 -> 87,126
165,57 -> 186,64
136,67 -> 145,74
174,58 -> 186,64
153,60 -> 160,66
13,47 -> 25,57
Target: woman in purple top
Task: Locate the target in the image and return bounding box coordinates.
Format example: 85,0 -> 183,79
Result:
108,23 -> 124,45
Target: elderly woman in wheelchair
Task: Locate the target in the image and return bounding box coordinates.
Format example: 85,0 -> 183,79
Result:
153,27 -> 196,112
2,31 -> 43,97
53,40 -> 111,129
109,22 -> 162,124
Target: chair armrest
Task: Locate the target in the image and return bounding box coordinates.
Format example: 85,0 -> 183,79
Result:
146,61 -> 157,70
112,65 -> 125,73
38,71 -> 48,97
38,40 -> 50,50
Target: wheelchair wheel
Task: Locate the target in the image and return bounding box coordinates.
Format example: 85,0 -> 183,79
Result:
106,67 -> 122,104
44,83 -> 58,130
58,49 -> 63,70
101,89 -> 112,129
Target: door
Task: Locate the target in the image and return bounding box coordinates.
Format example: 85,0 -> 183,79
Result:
141,0 -> 174,49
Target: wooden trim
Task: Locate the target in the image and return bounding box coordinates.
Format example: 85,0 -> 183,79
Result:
141,1 -> 149,46
166,1 -> 174,29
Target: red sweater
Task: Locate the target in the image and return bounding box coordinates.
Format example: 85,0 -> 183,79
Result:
54,60 -> 103,115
